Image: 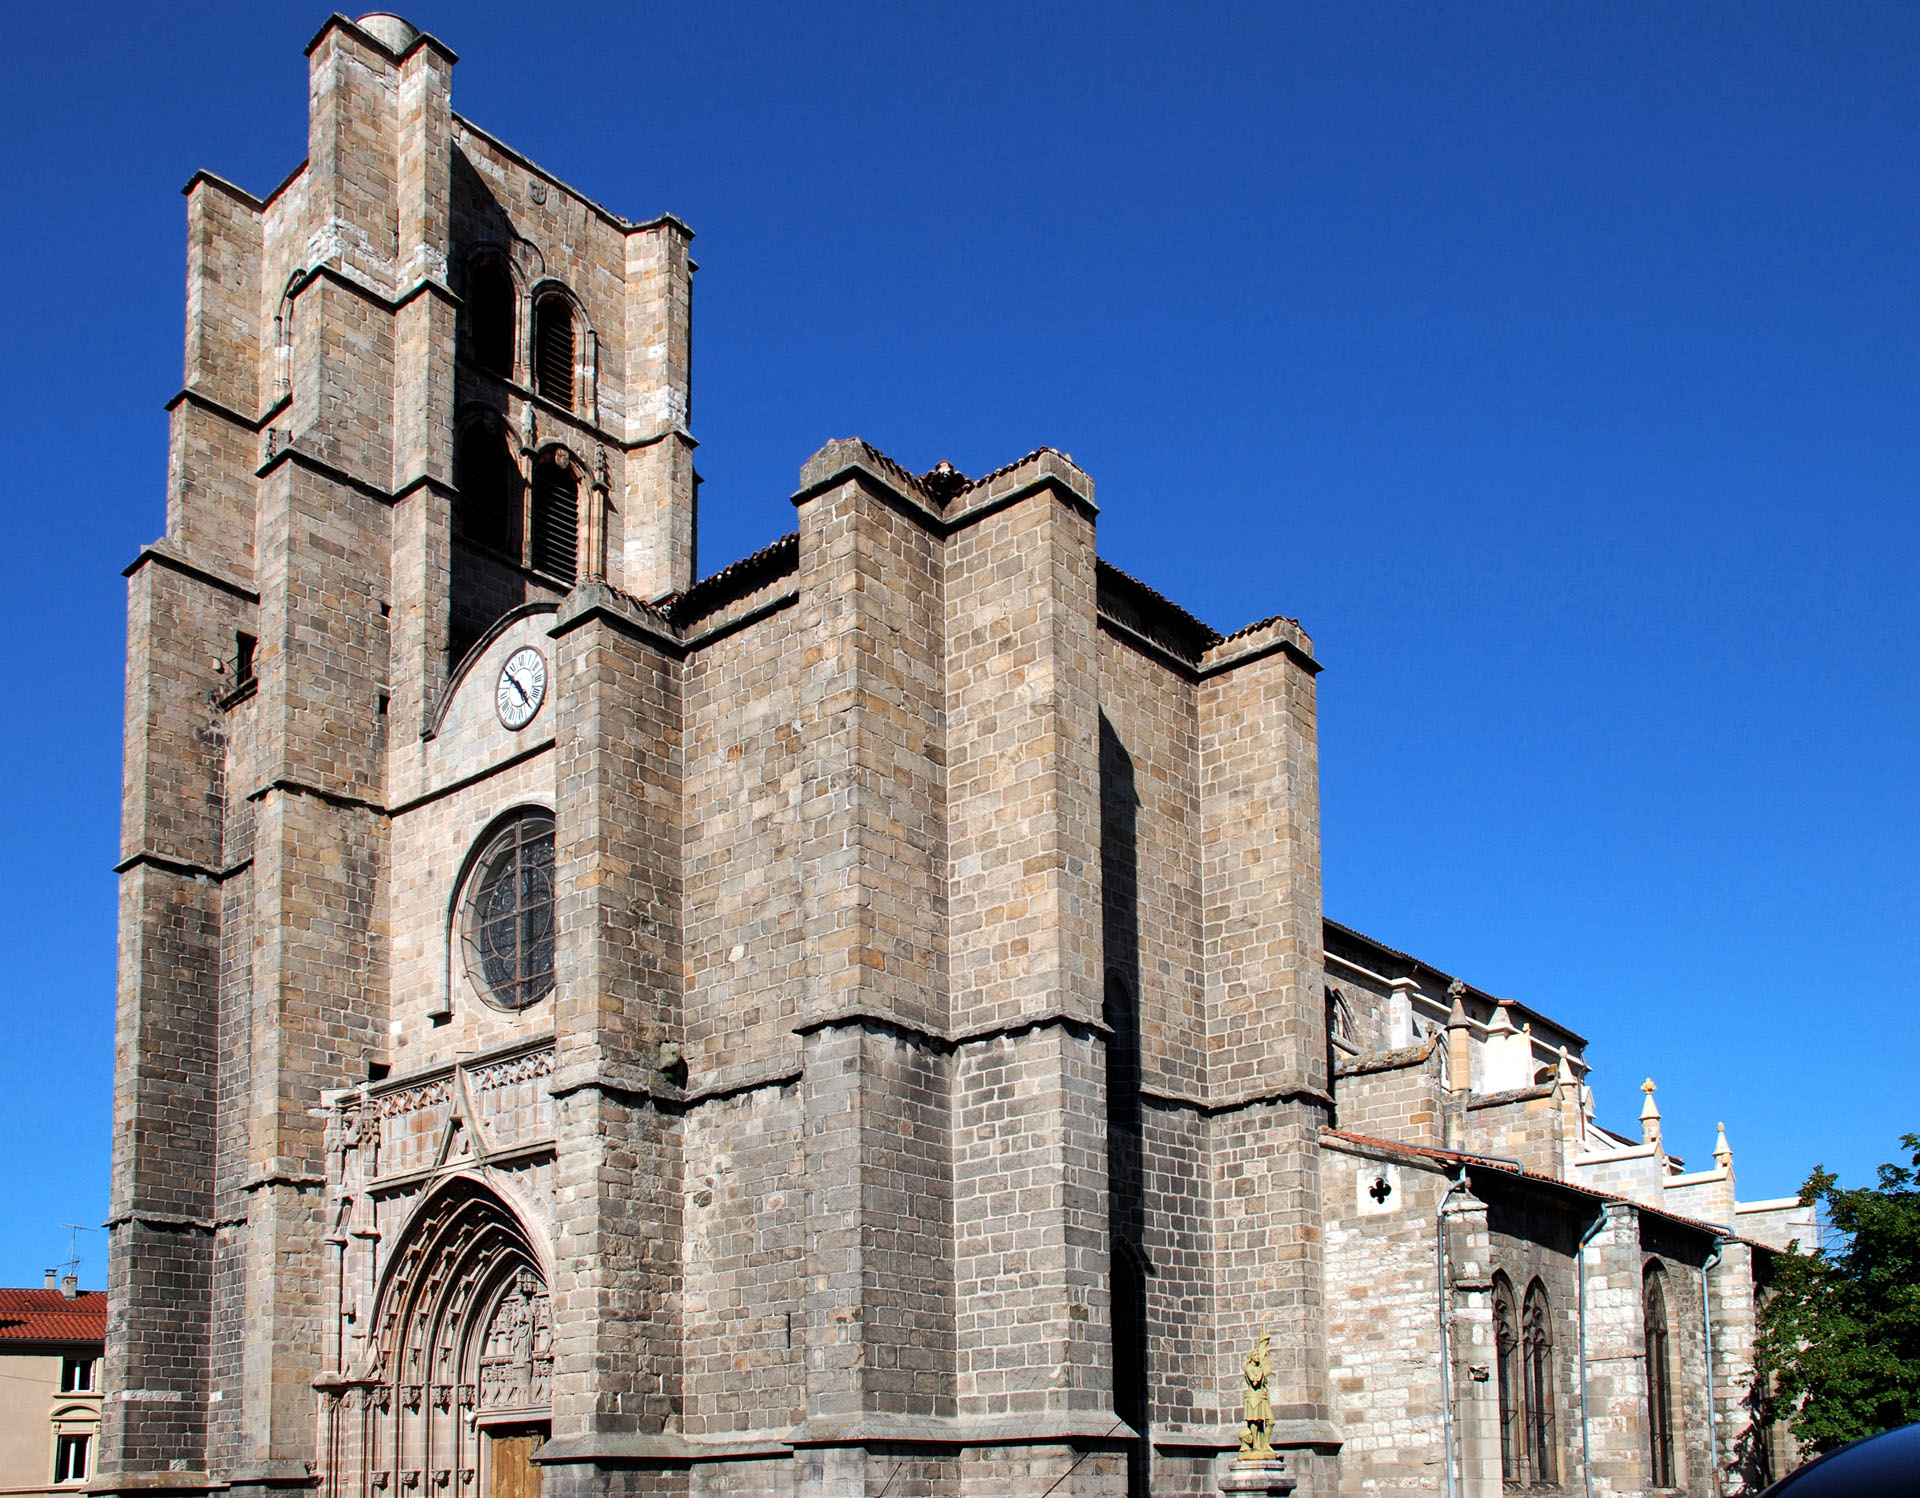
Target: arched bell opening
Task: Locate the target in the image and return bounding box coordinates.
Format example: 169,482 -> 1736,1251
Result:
332,1181 -> 551,1498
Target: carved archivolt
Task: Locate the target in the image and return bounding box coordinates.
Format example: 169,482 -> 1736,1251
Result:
335,1180 -> 550,1498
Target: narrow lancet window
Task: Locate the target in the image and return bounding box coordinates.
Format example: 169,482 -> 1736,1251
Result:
1523,1279 -> 1557,1484
1494,1273 -> 1522,1485
1645,1266 -> 1676,1486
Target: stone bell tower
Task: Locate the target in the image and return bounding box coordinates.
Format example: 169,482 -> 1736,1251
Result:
108,14 -> 695,1498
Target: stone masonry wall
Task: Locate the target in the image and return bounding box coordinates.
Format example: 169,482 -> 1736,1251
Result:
680,1083 -> 806,1441
1094,636 -> 1207,1116
1710,1241 -> 1777,1496
1466,1088 -> 1564,1177
1582,1201 -> 1649,1498
1136,1103 -> 1214,1443
1333,1041 -> 1445,1148
681,597 -> 808,1090
1323,1144 -> 1450,1497
1197,635 -> 1329,1454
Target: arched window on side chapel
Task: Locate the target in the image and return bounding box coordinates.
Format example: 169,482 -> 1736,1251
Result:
1645,1264 -> 1677,1487
1522,1279 -> 1557,1484
1493,1273 -> 1558,1487
1494,1273 -> 1522,1484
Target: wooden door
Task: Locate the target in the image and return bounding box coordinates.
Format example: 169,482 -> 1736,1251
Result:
484,1425 -> 547,1498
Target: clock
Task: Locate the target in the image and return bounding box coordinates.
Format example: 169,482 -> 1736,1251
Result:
495,647 -> 547,730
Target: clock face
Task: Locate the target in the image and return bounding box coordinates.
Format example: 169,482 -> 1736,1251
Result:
495,647 -> 548,730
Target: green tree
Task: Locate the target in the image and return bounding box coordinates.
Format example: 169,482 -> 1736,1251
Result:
1757,1133 -> 1920,1453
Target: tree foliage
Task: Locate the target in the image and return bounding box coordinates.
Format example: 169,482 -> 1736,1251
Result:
1757,1134 -> 1920,1453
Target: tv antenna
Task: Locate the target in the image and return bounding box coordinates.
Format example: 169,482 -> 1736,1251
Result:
51,1224 -> 94,1285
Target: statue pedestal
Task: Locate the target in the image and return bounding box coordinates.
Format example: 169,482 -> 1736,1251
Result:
1219,1457 -> 1295,1495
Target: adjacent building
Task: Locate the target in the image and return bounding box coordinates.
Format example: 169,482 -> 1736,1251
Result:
0,1282 -> 106,1498
105,14 -> 1810,1497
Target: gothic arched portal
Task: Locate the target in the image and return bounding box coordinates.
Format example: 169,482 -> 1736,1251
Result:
328,1180 -> 551,1498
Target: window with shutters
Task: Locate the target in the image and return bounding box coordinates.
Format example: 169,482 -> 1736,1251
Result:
466,255 -> 516,378
532,293 -> 575,409
529,457 -> 579,585
454,423 -> 522,558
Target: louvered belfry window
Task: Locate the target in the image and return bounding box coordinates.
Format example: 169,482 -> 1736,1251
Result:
530,459 -> 578,584
454,425 -> 521,557
467,258 -> 515,377
532,294 -> 575,409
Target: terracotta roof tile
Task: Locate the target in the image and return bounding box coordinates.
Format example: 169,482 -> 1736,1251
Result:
668,532 -> 799,627
1220,610 -> 1305,643
0,1288 -> 107,1344
1095,559 -> 1222,665
956,447 -> 1066,494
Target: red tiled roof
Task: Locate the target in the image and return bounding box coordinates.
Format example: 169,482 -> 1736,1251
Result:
0,1288 -> 107,1345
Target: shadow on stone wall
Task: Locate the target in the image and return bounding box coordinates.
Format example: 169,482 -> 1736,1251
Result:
1101,713 -> 1150,1498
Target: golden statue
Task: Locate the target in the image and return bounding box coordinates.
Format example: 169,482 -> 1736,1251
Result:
1238,1330 -> 1275,1461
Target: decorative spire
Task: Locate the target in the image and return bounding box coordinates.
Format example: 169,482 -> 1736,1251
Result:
1556,1045 -> 1584,1175
1640,1077 -> 1661,1146
1444,981 -> 1471,1102
1714,1121 -> 1733,1172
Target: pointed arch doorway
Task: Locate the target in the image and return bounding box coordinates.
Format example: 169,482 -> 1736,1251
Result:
360,1180 -> 552,1498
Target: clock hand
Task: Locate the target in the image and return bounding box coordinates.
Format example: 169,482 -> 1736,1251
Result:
507,673 -> 530,705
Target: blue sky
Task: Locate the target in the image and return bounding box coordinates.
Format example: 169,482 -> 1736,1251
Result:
0,2 -> 1913,1288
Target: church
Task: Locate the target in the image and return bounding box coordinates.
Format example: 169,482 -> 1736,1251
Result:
106,15 -> 1810,1498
